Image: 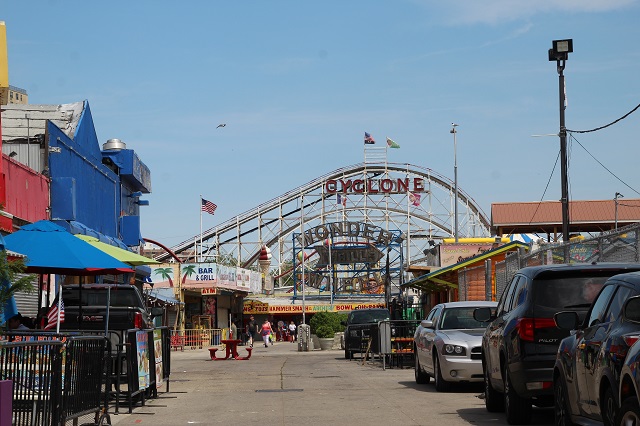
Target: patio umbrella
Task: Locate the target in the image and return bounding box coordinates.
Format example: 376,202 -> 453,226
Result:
74,235 -> 160,266
4,220 -> 134,275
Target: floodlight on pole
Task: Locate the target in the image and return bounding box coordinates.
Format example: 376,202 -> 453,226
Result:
549,38 -> 573,247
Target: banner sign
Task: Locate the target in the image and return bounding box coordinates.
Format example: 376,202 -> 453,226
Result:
243,300 -> 385,314
440,244 -> 494,267
153,329 -> 163,389
315,245 -> 384,265
136,331 -> 150,390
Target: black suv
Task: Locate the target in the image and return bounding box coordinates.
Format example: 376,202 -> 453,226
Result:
474,263 -> 640,425
342,308 -> 390,359
554,272 -> 640,426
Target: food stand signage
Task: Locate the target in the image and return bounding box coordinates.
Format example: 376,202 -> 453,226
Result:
243,301 -> 385,314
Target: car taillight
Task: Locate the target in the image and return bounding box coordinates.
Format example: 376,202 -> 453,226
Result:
134,312 -> 144,329
623,334 -> 640,347
517,318 -> 557,342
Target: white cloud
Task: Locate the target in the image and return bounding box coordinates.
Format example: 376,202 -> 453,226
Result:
415,0 -> 638,25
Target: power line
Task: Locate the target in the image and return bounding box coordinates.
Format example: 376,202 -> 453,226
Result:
569,133 -> 640,197
527,149 -> 561,225
567,102 -> 640,133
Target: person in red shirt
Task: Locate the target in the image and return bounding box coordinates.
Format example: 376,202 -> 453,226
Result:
261,319 -> 273,348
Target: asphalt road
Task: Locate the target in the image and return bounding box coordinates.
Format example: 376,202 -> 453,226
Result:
108,342 -> 555,426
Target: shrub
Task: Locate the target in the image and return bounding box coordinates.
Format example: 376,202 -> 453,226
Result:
310,312 -> 347,338
315,325 -> 334,338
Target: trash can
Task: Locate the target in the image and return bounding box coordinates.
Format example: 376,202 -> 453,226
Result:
297,324 -> 310,352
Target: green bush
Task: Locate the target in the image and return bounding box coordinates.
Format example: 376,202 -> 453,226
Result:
315,325 -> 335,338
310,312 -> 347,338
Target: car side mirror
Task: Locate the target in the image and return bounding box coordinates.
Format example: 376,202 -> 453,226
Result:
150,307 -> 164,317
421,319 -> 433,329
554,311 -> 580,330
340,321 -> 347,326
623,296 -> 640,323
474,307 -> 492,322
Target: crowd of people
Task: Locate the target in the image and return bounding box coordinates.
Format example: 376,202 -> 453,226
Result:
238,315 -> 299,348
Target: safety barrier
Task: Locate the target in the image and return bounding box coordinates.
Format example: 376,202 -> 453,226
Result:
1,327 -> 171,422
0,334 -> 109,425
169,328 -> 223,350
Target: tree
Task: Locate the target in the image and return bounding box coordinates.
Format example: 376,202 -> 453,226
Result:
0,250 -> 35,320
154,267 -> 174,287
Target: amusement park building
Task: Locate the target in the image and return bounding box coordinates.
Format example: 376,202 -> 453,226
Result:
0,100 -> 153,316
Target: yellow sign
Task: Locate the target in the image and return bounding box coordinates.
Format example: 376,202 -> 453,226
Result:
0,22 -> 8,87
243,300 -> 385,314
201,288 -> 217,295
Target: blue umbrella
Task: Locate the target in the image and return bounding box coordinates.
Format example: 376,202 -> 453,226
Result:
4,220 -> 135,275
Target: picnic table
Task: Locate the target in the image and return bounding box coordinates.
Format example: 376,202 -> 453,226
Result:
209,339 -> 252,360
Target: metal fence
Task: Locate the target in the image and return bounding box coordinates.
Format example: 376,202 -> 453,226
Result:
1,327 -> 172,424
169,328 -> 224,351
0,334 -> 109,426
489,222 -> 640,301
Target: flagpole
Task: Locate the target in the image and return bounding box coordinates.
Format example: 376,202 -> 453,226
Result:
301,194 -> 306,325
55,283 -> 62,333
199,195 -> 203,263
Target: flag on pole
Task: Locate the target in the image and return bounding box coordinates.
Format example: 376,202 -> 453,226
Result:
386,137 -> 400,149
201,198 -> 217,215
409,192 -> 421,206
364,132 -> 375,144
337,194 -> 347,206
44,297 -> 64,330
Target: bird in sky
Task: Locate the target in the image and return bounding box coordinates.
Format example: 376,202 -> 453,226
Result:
216,123 -> 226,128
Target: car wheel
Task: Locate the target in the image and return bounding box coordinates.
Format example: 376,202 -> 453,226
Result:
602,387 -> 616,426
415,351 -> 430,384
485,363 -> 504,412
617,397 -> 640,426
434,353 -> 450,392
554,376 -> 574,426
504,363 -> 532,424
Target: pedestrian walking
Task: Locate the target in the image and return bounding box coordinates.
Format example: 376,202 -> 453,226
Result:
261,319 -> 273,348
230,320 -> 238,340
288,320 -> 297,342
246,315 -> 257,347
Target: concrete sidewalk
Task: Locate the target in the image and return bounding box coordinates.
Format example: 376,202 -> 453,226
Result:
106,341 -> 553,426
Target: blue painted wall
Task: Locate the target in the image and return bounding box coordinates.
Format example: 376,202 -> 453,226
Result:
47,100 -> 151,246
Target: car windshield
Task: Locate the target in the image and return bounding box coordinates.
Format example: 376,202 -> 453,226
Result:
349,310 -> 390,324
533,276 -> 607,310
440,307 -> 493,330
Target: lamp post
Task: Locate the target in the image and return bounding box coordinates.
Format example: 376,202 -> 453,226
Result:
548,39 -> 573,245
450,123 -> 459,243
615,192 -> 624,231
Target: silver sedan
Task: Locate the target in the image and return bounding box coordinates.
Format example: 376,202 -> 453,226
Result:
414,301 -> 497,392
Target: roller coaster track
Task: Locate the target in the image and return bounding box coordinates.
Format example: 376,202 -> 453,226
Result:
155,161 -> 491,279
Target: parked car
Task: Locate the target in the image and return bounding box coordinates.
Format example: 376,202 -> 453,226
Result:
342,308 -> 390,359
474,263 -> 640,425
554,273 -> 640,426
618,320 -> 640,426
414,301 -> 497,391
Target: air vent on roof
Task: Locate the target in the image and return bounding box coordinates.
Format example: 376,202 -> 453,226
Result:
103,138 -> 126,151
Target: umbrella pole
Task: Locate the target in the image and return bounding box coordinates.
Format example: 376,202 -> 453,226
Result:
105,286 -> 111,336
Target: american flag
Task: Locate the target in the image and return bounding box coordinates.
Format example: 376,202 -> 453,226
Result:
45,298 -> 65,330
337,194 -> 347,206
201,198 -> 217,215
364,132 -> 375,144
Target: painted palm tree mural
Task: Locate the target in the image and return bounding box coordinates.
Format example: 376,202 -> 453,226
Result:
181,264 -> 196,284
154,267 -> 174,287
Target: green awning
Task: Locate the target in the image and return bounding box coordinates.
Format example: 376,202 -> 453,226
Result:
75,234 -> 160,266
402,241 -> 529,292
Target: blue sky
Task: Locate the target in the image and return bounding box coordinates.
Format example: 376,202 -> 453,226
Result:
4,1 -> 640,247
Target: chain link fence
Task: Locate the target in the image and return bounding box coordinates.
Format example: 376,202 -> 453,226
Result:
460,222 -> 640,302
